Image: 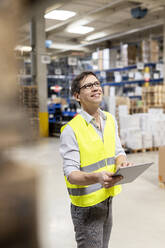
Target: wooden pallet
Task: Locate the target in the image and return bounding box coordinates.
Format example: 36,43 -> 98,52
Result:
152,147 -> 159,151
126,148 -> 146,153
126,147 -> 158,153
129,106 -> 148,114
144,147 -> 154,152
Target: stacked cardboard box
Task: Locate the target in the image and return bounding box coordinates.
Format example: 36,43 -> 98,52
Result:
159,146 -> 165,185
19,86 -> 39,135
0,162 -> 39,248
121,44 -> 128,67
142,85 -> 165,108
141,39 -> 159,63
109,49 -> 117,68
150,40 -> 159,62
130,99 -> 148,114
98,50 -> 103,71
116,96 -> 130,109
103,85 -> 110,97
128,44 -> 137,65
141,39 -> 150,63
20,86 -> 38,115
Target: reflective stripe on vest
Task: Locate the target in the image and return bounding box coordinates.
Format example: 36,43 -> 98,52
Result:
81,157 -> 115,173
68,183 -> 102,196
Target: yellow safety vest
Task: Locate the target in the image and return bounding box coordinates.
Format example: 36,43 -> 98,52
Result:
61,111 -> 122,207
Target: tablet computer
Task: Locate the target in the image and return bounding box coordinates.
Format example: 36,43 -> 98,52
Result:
112,162 -> 153,185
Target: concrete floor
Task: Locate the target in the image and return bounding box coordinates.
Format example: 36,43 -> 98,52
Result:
8,137 -> 165,248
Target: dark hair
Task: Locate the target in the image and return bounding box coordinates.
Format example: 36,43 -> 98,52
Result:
71,71 -> 98,96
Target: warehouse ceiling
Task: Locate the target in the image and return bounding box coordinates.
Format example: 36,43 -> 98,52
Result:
19,0 -> 165,56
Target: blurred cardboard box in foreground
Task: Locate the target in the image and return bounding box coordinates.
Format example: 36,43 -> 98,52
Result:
158,146 -> 165,183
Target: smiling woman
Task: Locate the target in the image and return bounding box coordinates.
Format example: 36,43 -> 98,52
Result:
60,70 -> 130,248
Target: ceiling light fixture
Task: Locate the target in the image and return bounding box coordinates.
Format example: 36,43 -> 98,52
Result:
85,32 -> 107,41
71,19 -> 91,26
15,45 -> 32,52
67,26 -> 94,34
44,10 -> 76,20
49,43 -> 87,51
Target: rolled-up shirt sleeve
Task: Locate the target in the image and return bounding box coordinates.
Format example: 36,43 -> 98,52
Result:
60,125 -> 80,178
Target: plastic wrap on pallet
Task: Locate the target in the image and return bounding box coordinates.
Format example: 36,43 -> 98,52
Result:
148,108 -> 164,114
139,113 -> 165,131
139,113 -> 152,132
118,105 -> 129,116
142,132 -> 153,148
151,119 -> 165,134
119,114 -> 140,130
126,129 -> 143,150
120,129 -> 127,146
153,130 -> 165,147
153,133 -> 161,147
119,112 -> 165,149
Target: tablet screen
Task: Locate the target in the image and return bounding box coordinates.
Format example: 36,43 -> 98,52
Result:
113,162 -> 153,185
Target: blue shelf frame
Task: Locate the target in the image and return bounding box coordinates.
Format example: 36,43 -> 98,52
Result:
95,62 -> 158,74
101,78 -> 163,87
129,96 -> 142,99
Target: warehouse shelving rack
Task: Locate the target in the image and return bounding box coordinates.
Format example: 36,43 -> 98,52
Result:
95,62 -> 158,74
95,62 -> 163,85
48,103 -> 77,136
102,78 -> 163,87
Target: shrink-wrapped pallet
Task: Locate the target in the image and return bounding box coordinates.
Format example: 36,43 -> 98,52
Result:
126,129 -> 143,150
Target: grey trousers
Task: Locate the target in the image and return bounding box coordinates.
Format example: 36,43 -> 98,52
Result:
71,197 -> 113,248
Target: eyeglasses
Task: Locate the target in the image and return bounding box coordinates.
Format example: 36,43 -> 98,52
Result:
79,81 -> 101,91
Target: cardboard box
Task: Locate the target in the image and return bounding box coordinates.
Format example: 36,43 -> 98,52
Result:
0,162 -> 38,247
109,48 -> 117,68
141,39 -> 150,63
128,45 -> 137,65
116,96 -> 130,109
103,85 -> 110,96
158,146 -> 165,183
150,40 -> 159,62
